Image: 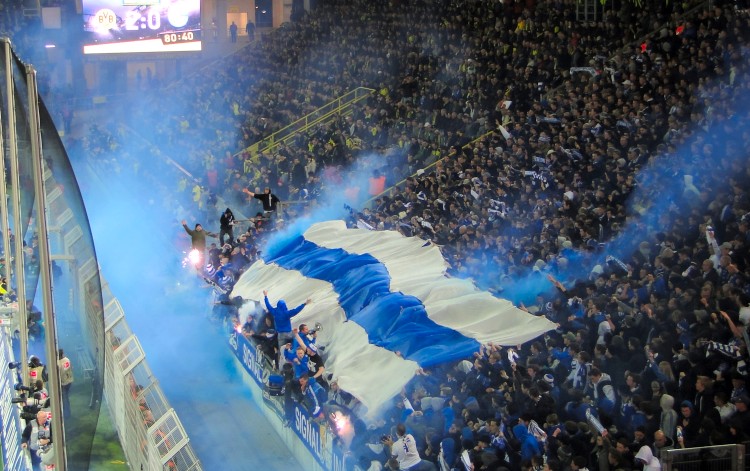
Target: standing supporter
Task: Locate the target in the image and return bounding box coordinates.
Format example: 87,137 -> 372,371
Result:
229,21 -> 238,43
634,445 -> 661,471
263,290 -> 310,367
659,394 -> 678,441
369,168 -> 386,197
243,187 -> 280,216
512,420 -> 543,465
181,220 -> 217,263
294,373 -> 323,418
587,367 -> 618,417
293,328 -> 328,390
219,208 -> 236,245
382,423 -> 435,471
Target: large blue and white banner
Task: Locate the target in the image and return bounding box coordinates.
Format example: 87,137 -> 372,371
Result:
232,220 -> 556,415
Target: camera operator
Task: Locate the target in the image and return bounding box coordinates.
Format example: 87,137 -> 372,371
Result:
30,380 -> 49,409
21,410 -> 52,471
13,379 -> 50,424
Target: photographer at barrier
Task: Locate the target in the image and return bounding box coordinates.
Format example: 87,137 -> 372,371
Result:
28,355 -> 47,389
21,410 -> 53,471
12,382 -> 47,427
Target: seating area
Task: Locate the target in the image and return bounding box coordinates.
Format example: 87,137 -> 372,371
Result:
164,1 -> 750,469
5,0 -> 750,469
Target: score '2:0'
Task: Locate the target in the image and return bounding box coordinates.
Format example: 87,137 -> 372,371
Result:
125,9 -> 160,30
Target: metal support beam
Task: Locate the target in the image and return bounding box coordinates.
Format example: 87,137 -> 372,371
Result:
2,38 -> 30,391
26,63 -> 67,471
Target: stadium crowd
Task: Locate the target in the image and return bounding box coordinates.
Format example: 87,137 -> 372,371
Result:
5,0 -> 750,469
174,0 -> 750,470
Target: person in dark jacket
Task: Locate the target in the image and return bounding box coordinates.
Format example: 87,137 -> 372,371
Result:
678,400 -> 701,446
263,289 -> 311,366
182,220 -> 217,265
219,208 -> 236,245
244,187 -> 280,215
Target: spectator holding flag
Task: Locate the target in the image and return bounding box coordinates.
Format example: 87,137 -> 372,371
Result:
382,423 -> 435,471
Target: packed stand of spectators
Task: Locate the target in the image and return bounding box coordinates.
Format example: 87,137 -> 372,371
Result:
111,0 -> 705,208
156,0 -> 750,470
7,0 -> 750,468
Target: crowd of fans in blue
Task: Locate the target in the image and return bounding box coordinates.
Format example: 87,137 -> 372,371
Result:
182,0 -> 750,469
5,0 -> 750,469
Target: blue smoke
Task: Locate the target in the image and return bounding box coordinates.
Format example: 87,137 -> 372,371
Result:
263,149 -> 407,254
479,80 -> 750,306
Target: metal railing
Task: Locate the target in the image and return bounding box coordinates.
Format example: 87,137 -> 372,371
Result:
662,444 -> 745,471
360,130 -> 495,208
102,289 -> 202,471
236,86 -> 375,163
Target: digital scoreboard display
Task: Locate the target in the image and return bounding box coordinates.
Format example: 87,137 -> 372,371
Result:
82,0 -> 201,54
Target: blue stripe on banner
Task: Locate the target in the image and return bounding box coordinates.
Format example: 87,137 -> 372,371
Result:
264,236 -> 481,366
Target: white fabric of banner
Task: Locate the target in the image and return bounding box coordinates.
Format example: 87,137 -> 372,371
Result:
232,220 -> 556,416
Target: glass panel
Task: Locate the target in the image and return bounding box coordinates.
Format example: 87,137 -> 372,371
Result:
0,44 -> 106,470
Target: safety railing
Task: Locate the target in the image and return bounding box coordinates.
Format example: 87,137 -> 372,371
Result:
102,286 -> 202,471
0,327 -> 32,471
236,86 -> 375,164
662,443 -> 745,471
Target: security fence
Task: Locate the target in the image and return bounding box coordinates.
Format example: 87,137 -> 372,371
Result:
0,326 -> 32,471
663,443 -> 745,471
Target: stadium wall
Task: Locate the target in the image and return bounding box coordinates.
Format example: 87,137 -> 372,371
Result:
228,329 -> 348,471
